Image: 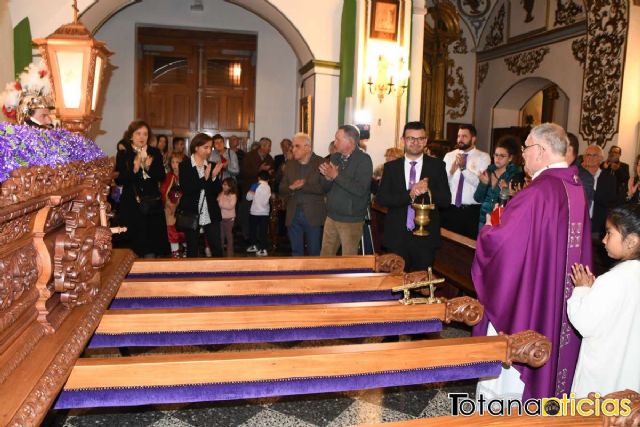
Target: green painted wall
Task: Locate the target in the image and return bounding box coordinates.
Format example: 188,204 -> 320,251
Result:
13,18 -> 32,76
338,0 -> 356,126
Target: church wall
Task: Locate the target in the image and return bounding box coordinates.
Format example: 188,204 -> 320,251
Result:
444,17 -> 476,131
0,1 -> 14,121
93,0 -> 298,156
475,35 -> 585,152
618,3 -> 640,164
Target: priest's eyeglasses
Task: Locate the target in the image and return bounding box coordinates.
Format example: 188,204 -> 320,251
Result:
522,143 -> 542,153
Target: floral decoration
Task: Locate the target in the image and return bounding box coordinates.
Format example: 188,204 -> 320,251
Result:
0,62 -> 52,121
0,123 -> 105,182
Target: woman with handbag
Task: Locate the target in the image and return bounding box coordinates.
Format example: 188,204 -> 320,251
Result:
177,133 -> 225,257
115,120 -> 170,257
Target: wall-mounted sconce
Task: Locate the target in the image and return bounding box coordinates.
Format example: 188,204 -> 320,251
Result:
367,55 -> 408,102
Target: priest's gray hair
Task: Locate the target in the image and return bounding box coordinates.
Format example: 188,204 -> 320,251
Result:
293,132 -> 312,146
530,123 -> 568,156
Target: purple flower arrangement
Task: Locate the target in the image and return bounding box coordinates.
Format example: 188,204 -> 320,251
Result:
0,123 -> 105,182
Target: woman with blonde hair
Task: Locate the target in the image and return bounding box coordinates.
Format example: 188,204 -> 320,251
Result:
372,147 -> 404,194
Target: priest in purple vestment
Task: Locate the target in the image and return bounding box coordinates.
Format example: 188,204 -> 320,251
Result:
473,123 -> 592,401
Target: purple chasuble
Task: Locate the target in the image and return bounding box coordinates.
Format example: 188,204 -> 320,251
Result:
472,166 -> 592,399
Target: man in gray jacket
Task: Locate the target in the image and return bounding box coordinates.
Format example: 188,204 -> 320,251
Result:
279,133 -> 327,256
319,125 -> 373,256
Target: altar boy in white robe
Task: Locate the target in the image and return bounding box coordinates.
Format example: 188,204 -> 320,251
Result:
569,203 -> 640,397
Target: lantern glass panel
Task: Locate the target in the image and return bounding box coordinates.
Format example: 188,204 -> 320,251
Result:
91,56 -> 102,111
55,50 -> 84,108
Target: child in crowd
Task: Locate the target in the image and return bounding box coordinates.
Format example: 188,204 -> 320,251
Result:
569,203 -> 640,397
160,152 -> 186,257
246,170 -> 271,257
217,177 -> 237,257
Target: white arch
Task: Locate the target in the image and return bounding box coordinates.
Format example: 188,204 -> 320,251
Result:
79,0 -> 315,64
492,77 -> 569,129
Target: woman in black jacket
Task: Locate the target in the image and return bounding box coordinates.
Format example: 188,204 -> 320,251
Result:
177,133 -> 224,257
115,120 -> 170,257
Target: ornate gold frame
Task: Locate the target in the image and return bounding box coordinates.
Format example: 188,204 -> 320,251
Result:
299,96 -> 312,136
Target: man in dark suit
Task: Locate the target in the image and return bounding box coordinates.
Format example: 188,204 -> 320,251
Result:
601,145 -> 630,204
376,121 -> 451,272
583,144 -> 617,237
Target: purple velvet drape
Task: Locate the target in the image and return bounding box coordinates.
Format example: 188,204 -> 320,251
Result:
54,361 -> 501,409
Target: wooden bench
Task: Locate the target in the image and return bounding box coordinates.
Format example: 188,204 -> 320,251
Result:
432,229 -> 476,296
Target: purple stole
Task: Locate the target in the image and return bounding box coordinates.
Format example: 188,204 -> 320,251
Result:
554,175 -> 586,397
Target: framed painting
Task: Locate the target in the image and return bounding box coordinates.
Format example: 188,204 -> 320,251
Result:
370,0 -> 400,41
508,0 -> 548,40
299,96 -> 312,136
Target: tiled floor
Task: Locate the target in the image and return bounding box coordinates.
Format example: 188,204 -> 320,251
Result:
44,325 -> 475,427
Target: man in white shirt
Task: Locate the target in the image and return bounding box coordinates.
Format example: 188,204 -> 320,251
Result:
442,124 -> 491,239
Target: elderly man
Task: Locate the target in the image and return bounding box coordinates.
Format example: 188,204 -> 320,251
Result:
319,125 -> 373,256
473,123 -> 591,400
209,134 -> 239,181
582,144 -> 617,237
279,133 -> 326,256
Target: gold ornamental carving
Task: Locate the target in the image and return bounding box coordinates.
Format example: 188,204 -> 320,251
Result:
504,47 -> 550,76
445,59 -> 469,120
572,36 -> 587,67
580,0 -> 628,148
484,4 -> 505,49
554,0 -> 584,27
477,62 -> 489,89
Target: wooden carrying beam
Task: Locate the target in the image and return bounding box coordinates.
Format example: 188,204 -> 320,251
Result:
63,331 -> 550,391
96,297 -> 482,335
127,253 -> 405,275
116,273 -> 403,298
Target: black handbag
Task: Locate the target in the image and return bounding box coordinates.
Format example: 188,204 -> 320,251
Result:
137,195 -> 163,215
175,196 -> 206,231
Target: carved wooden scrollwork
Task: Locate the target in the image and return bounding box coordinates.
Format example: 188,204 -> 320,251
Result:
0,244 -> 39,311
0,157 -> 114,208
444,296 -> 484,326
375,254 -> 405,274
0,214 -> 32,247
503,330 -> 551,368
597,389 -> 640,427
9,250 -> 136,427
53,185 -> 113,308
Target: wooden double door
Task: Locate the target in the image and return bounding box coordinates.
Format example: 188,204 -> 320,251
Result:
137,27 -> 256,140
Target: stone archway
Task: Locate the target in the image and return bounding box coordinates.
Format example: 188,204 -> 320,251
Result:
492,77 -> 569,130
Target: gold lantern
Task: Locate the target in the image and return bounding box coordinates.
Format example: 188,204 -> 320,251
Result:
33,0 -> 112,133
